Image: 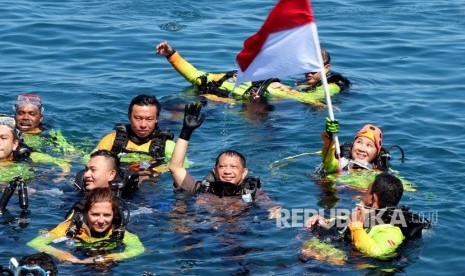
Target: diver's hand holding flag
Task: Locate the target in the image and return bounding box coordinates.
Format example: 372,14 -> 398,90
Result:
235,0 -> 341,160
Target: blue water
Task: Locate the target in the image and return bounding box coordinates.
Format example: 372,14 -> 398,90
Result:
1,0 -> 465,274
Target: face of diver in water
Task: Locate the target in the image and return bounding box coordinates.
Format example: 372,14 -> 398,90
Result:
351,136 -> 378,164
15,104 -> 43,133
83,156 -> 117,191
128,104 -> 158,139
87,201 -> 114,233
0,126 -> 19,161
305,64 -> 331,86
213,154 -> 248,185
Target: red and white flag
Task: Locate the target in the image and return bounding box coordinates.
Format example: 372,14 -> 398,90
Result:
236,0 -> 323,85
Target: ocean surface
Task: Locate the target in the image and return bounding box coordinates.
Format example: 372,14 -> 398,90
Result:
1,0 -> 465,275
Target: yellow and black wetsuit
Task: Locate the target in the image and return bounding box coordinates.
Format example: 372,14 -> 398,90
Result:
302,220 -> 405,263
96,125 -> 182,173
349,221 -> 405,259
27,219 -> 144,262
166,51 -> 348,106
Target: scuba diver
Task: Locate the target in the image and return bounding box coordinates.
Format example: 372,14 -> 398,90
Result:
316,118 -> 415,191
5,252 -> 58,276
303,172 -> 430,262
155,40 -> 350,107
13,93 -> 80,156
27,187 -> 144,264
73,149 -> 140,198
95,94 -> 184,176
0,116 -> 70,184
170,102 -> 278,216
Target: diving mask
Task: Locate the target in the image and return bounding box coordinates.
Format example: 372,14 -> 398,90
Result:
9,257 -> 49,276
348,159 -> 374,171
0,116 -> 16,130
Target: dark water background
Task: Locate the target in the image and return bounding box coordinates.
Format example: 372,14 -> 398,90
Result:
1,0 -> 465,274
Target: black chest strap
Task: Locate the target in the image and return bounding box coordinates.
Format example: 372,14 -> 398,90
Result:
111,124 -> 173,160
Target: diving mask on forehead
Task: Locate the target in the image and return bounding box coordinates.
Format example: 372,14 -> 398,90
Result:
14,94 -> 44,112
0,116 -> 16,130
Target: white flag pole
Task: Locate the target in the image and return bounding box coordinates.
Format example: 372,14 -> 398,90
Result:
310,24 -> 341,159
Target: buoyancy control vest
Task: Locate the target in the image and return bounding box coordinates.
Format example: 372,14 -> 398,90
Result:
110,124 -> 174,164
196,70 -> 279,101
242,78 -> 280,101
14,135 -> 32,161
194,172 -> 261,203
196,70 -> 237,97
313,205 -> 431,242
378,205 -> 431,239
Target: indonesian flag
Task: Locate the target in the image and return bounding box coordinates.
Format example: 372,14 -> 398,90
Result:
235,0 -> 323,85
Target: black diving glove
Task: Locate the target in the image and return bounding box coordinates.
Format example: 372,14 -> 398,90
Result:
325,117 -> 339,138
179,102 -> 206,141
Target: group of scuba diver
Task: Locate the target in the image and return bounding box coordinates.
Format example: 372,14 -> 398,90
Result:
0,39 -> 431,273
155,40 -> 430,263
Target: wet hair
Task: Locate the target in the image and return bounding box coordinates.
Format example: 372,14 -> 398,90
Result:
90,149 -> 120,174
371,172 -> 403,208
19,252 -> 58,276
321,49 -> 331,65
83,187 -> 118,218
128,94 -> 161,117
215,150 -> 247,168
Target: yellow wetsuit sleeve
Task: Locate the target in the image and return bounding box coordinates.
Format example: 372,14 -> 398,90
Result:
27,220 -> 79,262
349,221 -> 405,259
320,133 -> 339,174
167,51 -> 253,97
105,230 -> 145,261
30,152 -> 71,173
168,51 -> 217,84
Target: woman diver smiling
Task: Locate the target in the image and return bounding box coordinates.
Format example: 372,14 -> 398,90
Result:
27,187 -> 144,265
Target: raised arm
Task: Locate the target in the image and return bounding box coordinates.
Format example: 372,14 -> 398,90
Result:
169,102 -> 205,191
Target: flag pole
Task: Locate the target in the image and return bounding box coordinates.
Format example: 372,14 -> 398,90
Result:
310,24 -> 341,160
